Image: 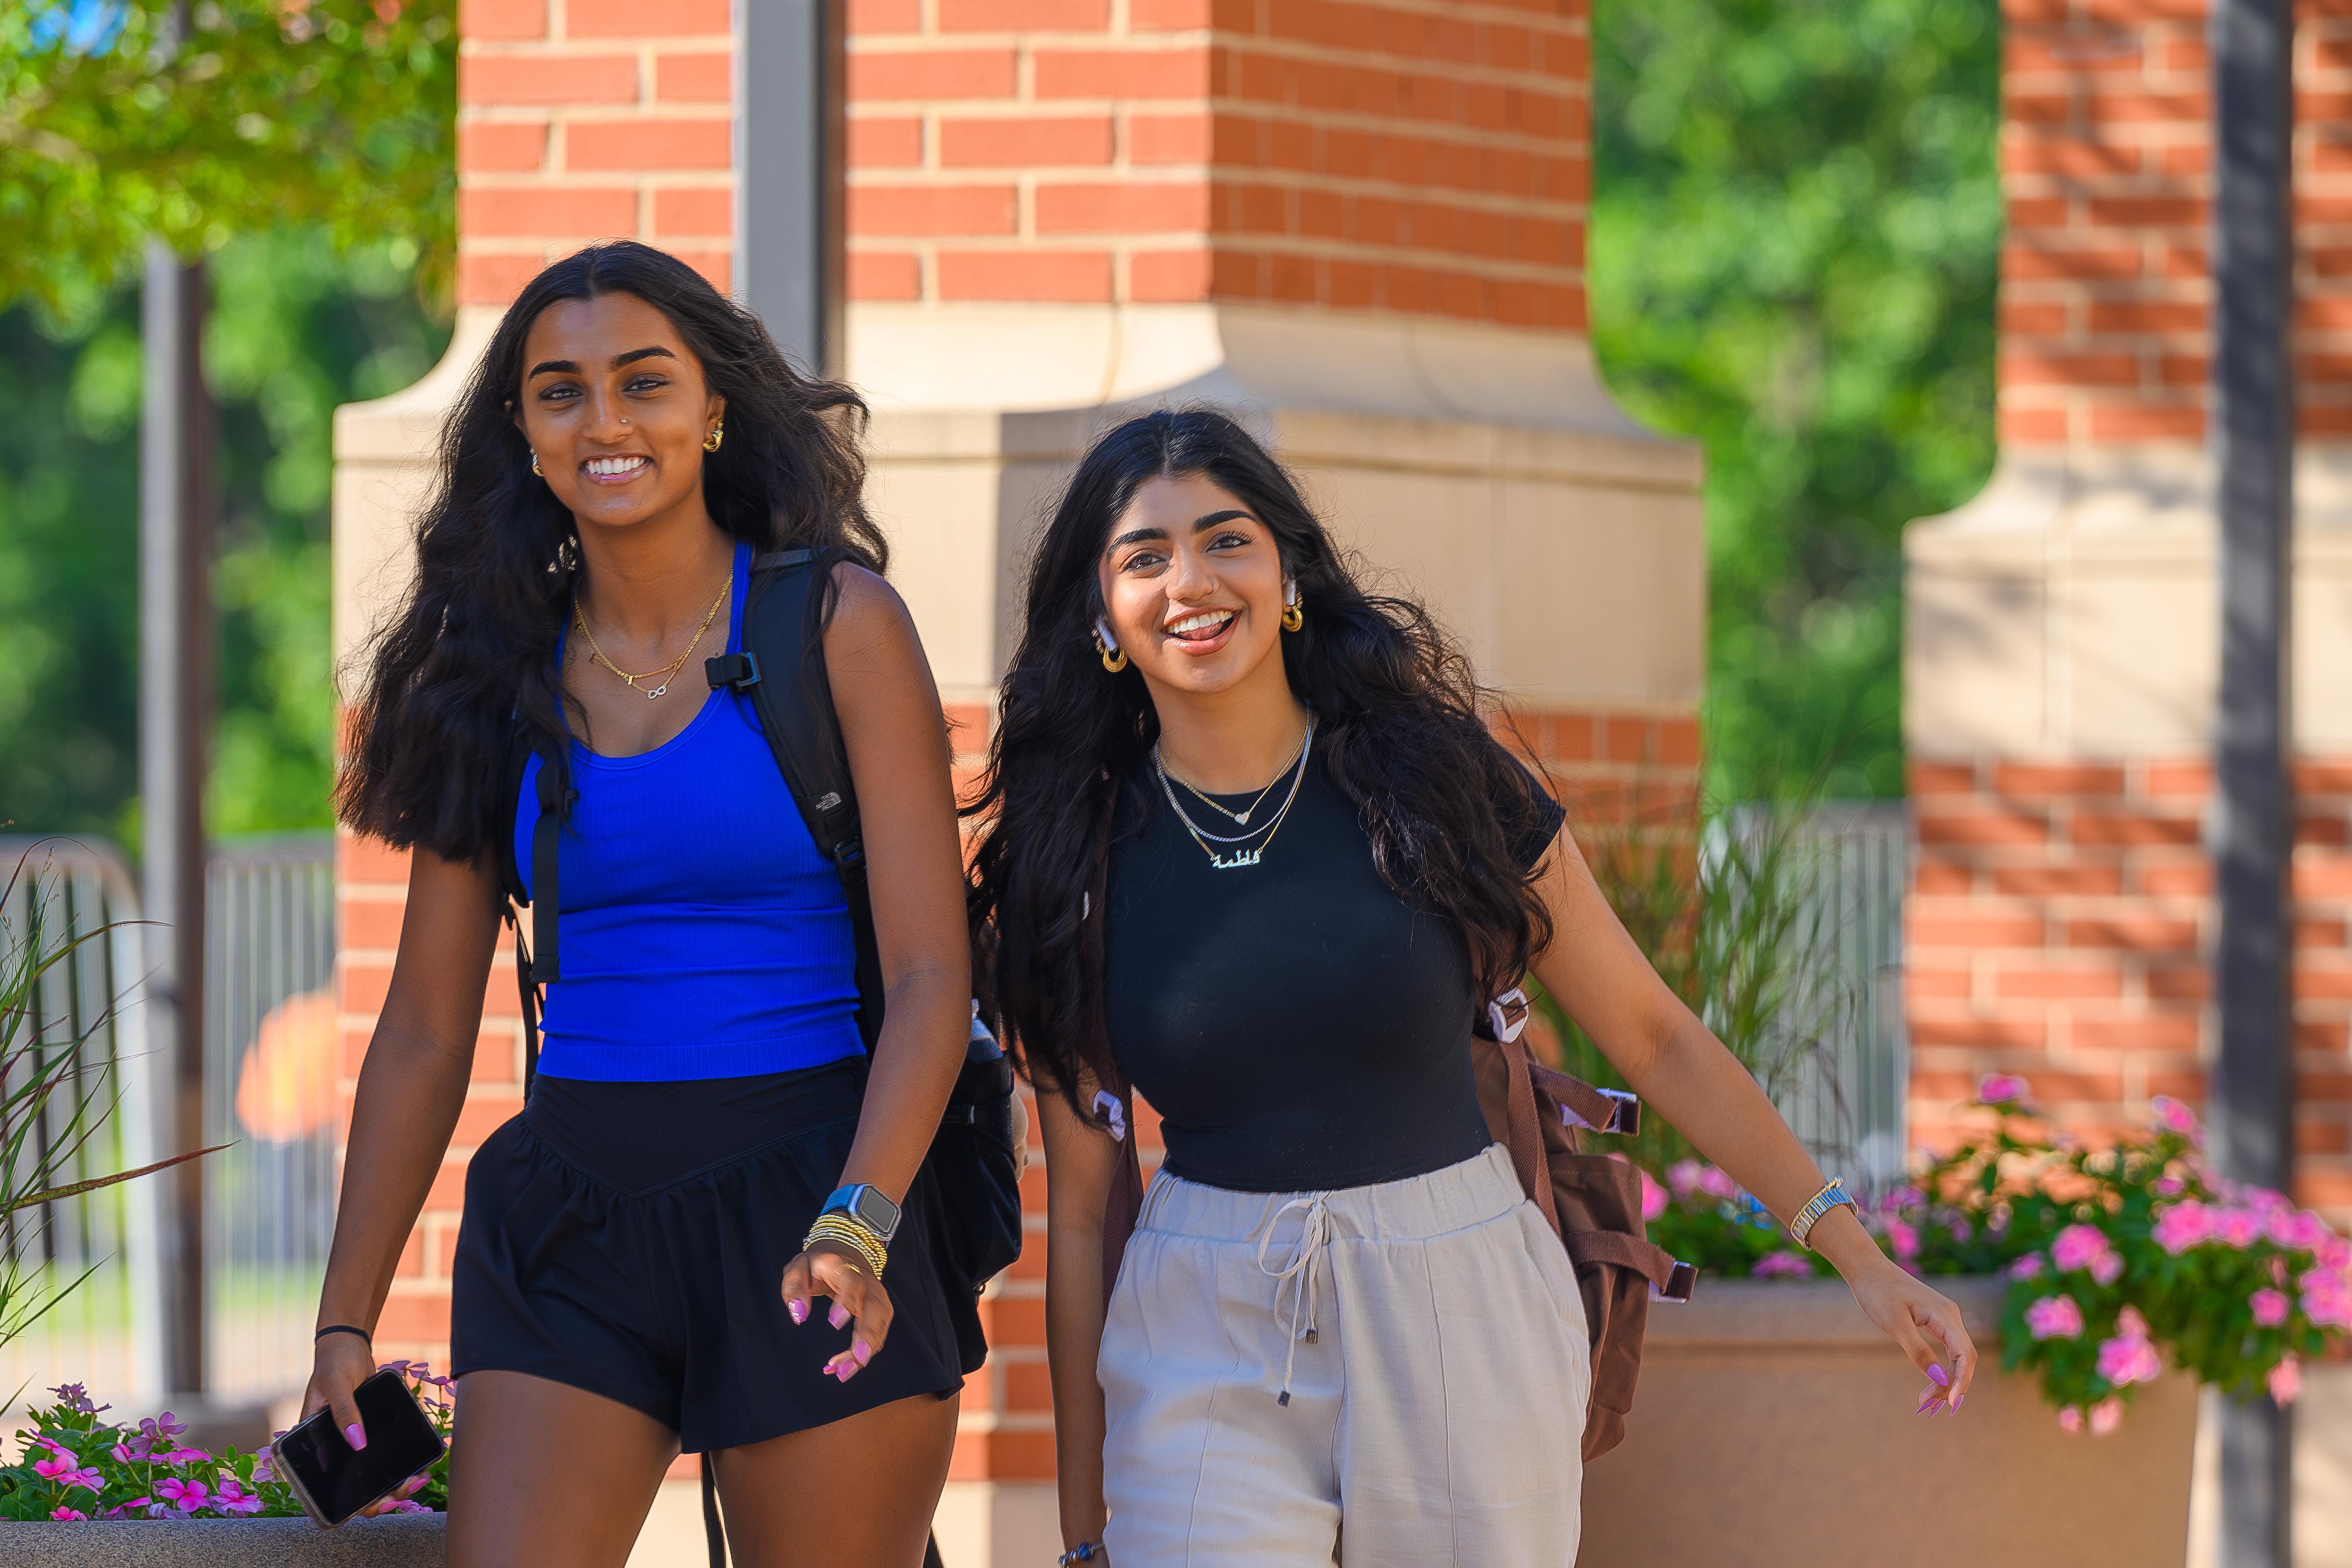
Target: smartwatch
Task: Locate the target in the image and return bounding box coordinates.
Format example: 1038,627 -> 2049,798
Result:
820,1183 -> 902,1243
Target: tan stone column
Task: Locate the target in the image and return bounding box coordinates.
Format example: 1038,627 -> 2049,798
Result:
1905,0 -> 2352,1218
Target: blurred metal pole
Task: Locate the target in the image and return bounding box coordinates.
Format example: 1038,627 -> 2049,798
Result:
2210,1 -> 2295,1563
735,0 -> 845,377
140,239 -> 211,1398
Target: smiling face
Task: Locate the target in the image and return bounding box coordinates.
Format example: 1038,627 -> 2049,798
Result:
1097,472 -> 1291,700
511,291 -> 725,535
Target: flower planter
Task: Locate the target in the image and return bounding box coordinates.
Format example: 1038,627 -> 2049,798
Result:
0,1513 -> 444,1565
1578,1277 -> 2197,1568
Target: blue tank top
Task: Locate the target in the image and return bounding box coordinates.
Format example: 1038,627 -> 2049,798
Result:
513,541 -> 865,1081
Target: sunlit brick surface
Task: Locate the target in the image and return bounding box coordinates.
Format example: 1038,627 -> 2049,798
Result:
1905,758 -> 2352,1222
847,0 -> 1590,327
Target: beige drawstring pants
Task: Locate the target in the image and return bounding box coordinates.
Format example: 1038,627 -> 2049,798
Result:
1098,1143 -> 1591,1567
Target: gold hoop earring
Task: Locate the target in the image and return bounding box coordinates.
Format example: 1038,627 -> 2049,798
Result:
1093,621 -> 1129,674
704,422 -> 724,453
1282,596 -> 1304,633
531,451 -> 543,477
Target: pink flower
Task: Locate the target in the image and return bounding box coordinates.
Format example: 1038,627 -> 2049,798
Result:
2219,1208 -> 2264,1249
213,1477 -> 264,1516
383,1498 -> 432,1514
159,1447 -> 211,1465
2052,1224 -> 2110,1274
2118,1304 -> 2149,1339
33,1451 -> 104,1494
110,1443 -> 135,1464
2321,1236 -> 2352,1273
2026,1294 -> 2085,1340
1636,1166 -> 1667,1224
2057,1405 -> 2083,1435
1665,1159 -> 1704,1198
2097,1331 -> 2163,1388
2265,1209 -> 2328,1252
2149,1096 -> 2201,1138
1885,1219 -> 1921,1262
154,1477 -> 209,1514
1751,1250 -> 1813,1279
2007,1254 -> 2046,1280
49,1507 -> 86,1522
2269,1357 -> 2303,1406
2251,1288 -> 2291,1328
2155,1174 -> 2186,1197
2300,1271 -> 2352,1329
2091,1250 -> 2124,1287
1695,1166 -> 1740,1203
2089,1397 -> 2125,1436
2153,1201 -> 2213,1255
1979,1073 -> 2032,1107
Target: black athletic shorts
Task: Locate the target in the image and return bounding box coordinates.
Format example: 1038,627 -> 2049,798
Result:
450,1059 -> 964,1453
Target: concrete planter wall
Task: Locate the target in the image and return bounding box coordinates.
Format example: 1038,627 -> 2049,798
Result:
0,1514 -> 443,1566
1578,1277 -> 2196,1568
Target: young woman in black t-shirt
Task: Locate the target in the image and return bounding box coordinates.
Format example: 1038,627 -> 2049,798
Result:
966,411 -> 1974,1566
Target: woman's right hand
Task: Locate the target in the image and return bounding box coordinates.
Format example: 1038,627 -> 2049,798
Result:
301,1330 -> 377,1448
295,1333 -> 429,1518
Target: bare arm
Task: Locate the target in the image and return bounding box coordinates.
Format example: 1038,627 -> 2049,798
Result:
1035,1084 -> 1119,1552
1527,825 -> 1979,1410
304,847 -> 504,1441
776,564 -> 974,1378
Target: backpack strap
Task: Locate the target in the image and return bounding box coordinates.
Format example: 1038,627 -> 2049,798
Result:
706,547 -> 886,1052
497,717 -> 572,1101
1562,1230 -> 1697,1303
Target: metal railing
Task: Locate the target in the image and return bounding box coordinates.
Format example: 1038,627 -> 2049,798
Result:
1735,804 -> 1912,1196
0,838 -> 164,1410
0,833 -> 338,1414
203,835 -> 337,1405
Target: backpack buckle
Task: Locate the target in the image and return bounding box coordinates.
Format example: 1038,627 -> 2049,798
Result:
832,838 -> 867,881
706,652 -> 761,691
1656,1260 -> 1697,1303
1485,987 -> 1529,1043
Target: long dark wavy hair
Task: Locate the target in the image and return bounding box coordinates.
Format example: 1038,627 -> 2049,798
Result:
965,410 -> 1557,1117
336,241 -> 884,867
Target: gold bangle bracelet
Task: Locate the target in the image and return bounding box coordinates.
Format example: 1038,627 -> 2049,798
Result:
804,1215 -> 888,1277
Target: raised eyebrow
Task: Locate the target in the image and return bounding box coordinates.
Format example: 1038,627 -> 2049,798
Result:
1193,509 -> 1254,531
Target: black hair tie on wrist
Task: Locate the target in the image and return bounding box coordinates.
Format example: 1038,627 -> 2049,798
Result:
315,1324 -> 373,1344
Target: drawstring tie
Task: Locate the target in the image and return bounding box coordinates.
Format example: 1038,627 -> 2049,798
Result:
1253,1192 -> 1331,1407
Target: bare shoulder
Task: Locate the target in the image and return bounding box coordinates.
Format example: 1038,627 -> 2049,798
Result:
823,560 -> 921,664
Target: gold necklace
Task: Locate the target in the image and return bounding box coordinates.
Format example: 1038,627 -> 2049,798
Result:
1153,719 -> 1314,871
1169,754 -> 1290,827
572,574 -> 730,700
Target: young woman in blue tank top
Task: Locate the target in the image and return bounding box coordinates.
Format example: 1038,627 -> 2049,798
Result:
315,242 -> 975,1567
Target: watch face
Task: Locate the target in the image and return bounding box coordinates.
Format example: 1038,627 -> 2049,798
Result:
856,1185 -> 902,1239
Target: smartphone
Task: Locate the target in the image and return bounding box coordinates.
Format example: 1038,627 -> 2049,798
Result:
272,1368 -> 447,1529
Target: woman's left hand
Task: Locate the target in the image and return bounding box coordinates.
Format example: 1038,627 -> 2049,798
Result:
1843,1253 -> 1979,1415
781,1241 -> 895,1380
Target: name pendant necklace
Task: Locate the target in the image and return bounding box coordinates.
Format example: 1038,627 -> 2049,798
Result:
1153,716 -> 1315,870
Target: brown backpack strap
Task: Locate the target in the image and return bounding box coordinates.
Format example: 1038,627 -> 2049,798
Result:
1495,1032 -> 1560,1237
1562,1229 -> 1697,1302
1529,1061 -> 1640,1135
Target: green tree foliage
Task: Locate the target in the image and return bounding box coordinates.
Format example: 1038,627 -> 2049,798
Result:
0,232 -> 450,840
1590,0 -> 2002,801
0,0 -> 454,314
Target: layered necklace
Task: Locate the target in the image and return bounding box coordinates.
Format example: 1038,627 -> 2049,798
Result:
1153,716 -> 1315,871
572,572 -> 730,700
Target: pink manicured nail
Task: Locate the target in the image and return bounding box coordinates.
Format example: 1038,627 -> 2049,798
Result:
853,1341 -> 871,1366
344,1424 -> 367,1451
1927,1363 -> 1950,1387
788,1300 -> 807,1326
1951,1393 -> 1965,1412
829,1303 -> 849,1330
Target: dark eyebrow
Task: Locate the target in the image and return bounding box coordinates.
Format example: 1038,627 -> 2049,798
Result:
1194,509 -> 1252,530
526,346 -> 678,379
1108,525 -> 1169,551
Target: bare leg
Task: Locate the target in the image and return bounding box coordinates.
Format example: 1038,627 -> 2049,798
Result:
447,1370 -> 680,1568
712,1390 -> 961,1568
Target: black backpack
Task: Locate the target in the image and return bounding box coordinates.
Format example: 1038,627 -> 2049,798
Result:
497,544 -> 1024,1360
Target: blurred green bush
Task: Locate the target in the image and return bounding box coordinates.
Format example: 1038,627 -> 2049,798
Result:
1592,0 -> 2002,803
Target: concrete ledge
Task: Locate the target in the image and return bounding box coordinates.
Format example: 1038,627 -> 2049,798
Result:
0,1515 -> 443,1566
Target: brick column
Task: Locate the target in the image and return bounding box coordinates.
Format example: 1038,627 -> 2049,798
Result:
1905,0 -> 2352,1220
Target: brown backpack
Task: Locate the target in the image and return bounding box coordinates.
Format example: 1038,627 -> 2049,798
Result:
1471,989 -> 1694,1460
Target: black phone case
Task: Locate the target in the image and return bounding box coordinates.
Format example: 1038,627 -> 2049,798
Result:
273,1368 -> 446,1530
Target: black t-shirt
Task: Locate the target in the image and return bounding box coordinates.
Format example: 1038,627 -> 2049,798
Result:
1101,743 -> 1566,1192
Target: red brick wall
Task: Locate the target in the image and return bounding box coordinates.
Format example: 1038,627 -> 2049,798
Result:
455,0 -> 735,304
1906,759 -> 2352,1221
2000,0 -> 2352,444
848,0 -> 1589,328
